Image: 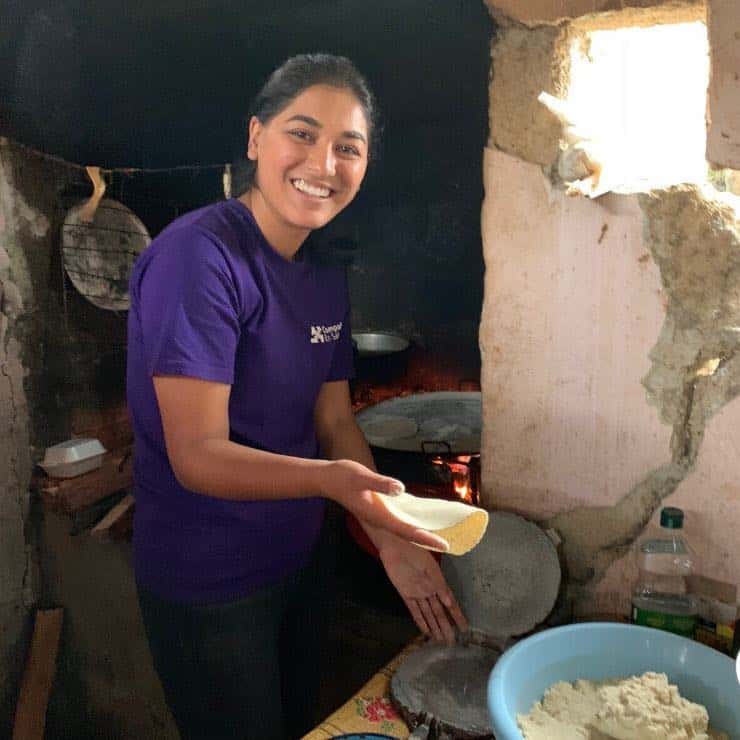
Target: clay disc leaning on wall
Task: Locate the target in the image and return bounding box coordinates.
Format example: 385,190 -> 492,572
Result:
61,198 -> 151,311
441,511 -> 561,640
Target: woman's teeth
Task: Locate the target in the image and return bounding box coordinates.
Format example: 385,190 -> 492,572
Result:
291,179 -> 331,198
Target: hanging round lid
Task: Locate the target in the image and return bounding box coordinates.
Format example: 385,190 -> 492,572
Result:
61,198 -> 150,311
355,391 -> 481,454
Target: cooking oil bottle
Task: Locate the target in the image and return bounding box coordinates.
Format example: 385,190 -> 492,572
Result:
631,507 -> 698,638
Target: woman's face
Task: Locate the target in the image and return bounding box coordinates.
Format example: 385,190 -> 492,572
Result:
247,84 -> 370,235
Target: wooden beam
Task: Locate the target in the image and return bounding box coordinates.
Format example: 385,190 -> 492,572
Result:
90,494 -> 135,540
12,608 -> 64,740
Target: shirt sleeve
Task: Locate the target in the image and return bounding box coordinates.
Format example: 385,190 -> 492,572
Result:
325,283 -> 355,382
136,227 -> 251,385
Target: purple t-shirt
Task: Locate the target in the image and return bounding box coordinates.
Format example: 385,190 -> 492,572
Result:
126,198 -> 354,603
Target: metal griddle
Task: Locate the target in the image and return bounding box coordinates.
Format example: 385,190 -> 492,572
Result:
355,392 -> 482,455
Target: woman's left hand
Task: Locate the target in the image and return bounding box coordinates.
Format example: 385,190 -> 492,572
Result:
378,538 -> 468,644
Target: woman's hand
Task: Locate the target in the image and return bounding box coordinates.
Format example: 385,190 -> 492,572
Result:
320,459 -> 449,552
378,537 -> 468,644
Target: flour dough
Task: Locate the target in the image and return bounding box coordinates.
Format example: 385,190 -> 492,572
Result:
518,672 -> 729,740
418,416 -> 472,441
377,491 -> 488,555
360,415 -> 418,443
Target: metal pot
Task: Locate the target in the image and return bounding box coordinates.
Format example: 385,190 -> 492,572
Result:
352,331 -> 410,385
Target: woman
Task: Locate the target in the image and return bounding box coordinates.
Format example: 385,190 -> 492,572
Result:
127,53 -> 467,740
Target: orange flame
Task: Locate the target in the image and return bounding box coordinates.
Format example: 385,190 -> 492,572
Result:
432,458 -> 474,503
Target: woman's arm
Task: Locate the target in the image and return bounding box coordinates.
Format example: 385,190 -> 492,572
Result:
153,374 -> 448,549
155,374 -> 330,499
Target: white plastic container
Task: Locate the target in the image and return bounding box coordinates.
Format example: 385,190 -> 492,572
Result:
40,438 -> 107,478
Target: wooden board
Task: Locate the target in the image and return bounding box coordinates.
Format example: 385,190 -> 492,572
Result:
390,642 -> 500,739
90,493 -> 135,540
12,608 -> 64,740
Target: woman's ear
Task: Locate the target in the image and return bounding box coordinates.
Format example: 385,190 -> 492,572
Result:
247,116 -> 262,161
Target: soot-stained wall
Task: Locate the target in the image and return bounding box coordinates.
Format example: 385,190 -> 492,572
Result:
0,137 -> 178,738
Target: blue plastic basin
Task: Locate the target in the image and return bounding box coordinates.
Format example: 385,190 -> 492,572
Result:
487,623 -> 740,740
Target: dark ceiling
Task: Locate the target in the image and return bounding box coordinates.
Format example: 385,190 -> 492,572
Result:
1,0 -> 495,170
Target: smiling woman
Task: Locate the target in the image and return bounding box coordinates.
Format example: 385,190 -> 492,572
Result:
126,53 -> 467,740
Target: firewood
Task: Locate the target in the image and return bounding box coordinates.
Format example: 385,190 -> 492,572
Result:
12,608 -> 64,740
68,490 -> 128,535
90,494 -> 135,540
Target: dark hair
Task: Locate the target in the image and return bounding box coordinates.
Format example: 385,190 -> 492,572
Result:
235,53 -> 380,193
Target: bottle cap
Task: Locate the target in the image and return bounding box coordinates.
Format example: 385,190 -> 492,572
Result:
660,507 -> 684,529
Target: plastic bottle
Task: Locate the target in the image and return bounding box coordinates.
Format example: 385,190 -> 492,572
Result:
631,507 -> 698,638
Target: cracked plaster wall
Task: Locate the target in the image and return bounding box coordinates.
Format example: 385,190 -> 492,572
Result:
480,4 -> 740,616
707,0 -> 740,169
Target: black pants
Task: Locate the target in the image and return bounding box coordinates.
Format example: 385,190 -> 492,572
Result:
137,518 -> 338,740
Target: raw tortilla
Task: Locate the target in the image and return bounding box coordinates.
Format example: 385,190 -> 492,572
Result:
361,415 -> 418,442
377,491 -> 489,555
518,672 -> 729,740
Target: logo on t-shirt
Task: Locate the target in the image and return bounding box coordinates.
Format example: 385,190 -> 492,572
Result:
310,322 -> 342,343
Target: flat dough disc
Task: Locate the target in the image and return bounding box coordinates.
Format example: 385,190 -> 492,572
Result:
360,415 -> 418,444
377,492 -> 489,556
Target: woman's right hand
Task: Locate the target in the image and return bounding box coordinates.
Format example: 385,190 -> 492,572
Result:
320,459 -> 449,552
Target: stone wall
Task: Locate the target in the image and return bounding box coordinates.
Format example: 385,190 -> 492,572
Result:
0,136 -> 69,733
480,2 -> 740,616
484,0 -> 703,26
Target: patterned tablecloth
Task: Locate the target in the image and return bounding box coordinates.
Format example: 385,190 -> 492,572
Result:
302,639 -> 425,739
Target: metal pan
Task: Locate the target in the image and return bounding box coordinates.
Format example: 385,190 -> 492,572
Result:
352,331 -> 410,358
352,332 -> 411,385
355,391 -> 481,455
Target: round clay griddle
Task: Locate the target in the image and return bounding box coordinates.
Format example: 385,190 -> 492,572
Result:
390,513 -> 560,737
441,511 -> 561,640
356,392 -> 481,454
390,642 -> 500,739
61,198 -> 150,311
